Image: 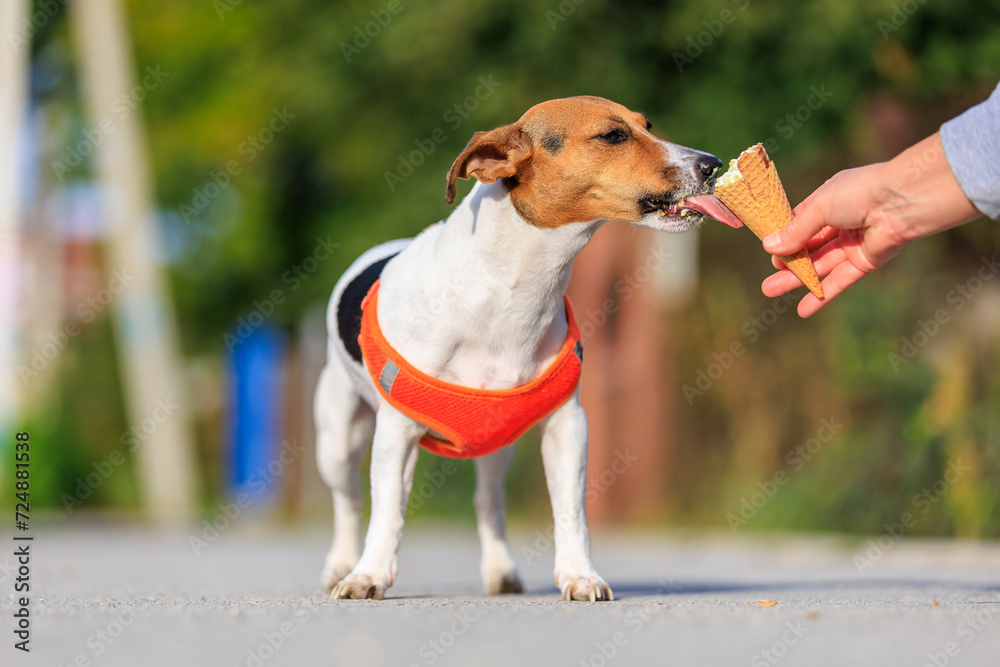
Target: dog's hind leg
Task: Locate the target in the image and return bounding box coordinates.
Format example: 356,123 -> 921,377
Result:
474,446 -> 524,595
315,358 -> 375,592
331,403 -> 422,600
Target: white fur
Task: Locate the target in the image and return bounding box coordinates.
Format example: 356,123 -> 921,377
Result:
376,182 -> 597,389
318,139 -> 708,600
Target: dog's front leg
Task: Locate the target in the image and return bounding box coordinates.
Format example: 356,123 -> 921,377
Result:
539,392 -> 613,602
331,403 -> 422,600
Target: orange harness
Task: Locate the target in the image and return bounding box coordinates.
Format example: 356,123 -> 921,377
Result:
358,281 -> 583,459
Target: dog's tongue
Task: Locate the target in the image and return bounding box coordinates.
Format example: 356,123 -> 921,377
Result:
683,195 -> 744,229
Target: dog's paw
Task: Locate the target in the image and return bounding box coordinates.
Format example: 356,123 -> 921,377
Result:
320,562 -> 355,593
330,572 -> 387,600
557,573 -> 614,602
484,571 -> 524,596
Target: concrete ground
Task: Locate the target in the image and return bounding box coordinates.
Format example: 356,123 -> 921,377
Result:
3,523 -> 999,667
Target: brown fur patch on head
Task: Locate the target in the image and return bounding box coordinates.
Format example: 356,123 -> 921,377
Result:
445,96 -> 688,228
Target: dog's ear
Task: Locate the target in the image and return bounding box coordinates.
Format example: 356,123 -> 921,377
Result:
445,124 -> 532,204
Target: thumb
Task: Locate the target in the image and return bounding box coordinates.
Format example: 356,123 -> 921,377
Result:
762,200 -> 826,255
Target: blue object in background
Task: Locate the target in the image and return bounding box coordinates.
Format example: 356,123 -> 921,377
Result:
225,323 -> 286,504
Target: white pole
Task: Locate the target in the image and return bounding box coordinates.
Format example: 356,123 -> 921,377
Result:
71,0 -> 196,522
0,0 -> 31,439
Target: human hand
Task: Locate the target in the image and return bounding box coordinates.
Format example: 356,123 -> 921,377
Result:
760,133 -> 982,317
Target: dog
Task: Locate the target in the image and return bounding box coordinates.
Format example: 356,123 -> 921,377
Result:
315,95 -> 741,601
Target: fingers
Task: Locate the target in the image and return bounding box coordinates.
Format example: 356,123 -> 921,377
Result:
808,239 -> 848,276
762,202 -> 830,256
763,254 -> 868,317
761,236 -> 849,302
796,261 -> 867,317
761,268 -> 801,297
808,226 -> 840,252
769,227 -> 838,270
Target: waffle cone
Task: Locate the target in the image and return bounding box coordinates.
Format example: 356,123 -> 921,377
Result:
714,144 -> 823,299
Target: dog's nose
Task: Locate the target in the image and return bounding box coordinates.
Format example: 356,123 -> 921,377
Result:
696,153 -> 723,183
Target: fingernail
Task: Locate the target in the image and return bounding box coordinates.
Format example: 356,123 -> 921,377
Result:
762,233 -> 780,252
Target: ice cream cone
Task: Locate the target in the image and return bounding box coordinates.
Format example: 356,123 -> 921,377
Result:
714,144 -> 823,299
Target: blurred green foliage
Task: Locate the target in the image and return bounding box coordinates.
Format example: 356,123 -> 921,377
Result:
11,0 -> 1000,536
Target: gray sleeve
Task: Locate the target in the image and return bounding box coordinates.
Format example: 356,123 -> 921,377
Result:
940,81 -> 1000,220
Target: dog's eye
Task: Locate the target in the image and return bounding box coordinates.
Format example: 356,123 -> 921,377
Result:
597,128 -> 628,144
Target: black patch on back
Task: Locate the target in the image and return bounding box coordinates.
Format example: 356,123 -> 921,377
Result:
337,253 -> 399,363
541,132 -> 565,154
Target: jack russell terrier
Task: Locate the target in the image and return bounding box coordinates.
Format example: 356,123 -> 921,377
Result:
316,95 -> 742,601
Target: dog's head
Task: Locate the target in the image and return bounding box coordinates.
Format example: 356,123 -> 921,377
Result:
446,95 -> 740,231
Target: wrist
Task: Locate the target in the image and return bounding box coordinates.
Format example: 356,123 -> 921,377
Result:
868,161 -> 920,243
875,133 -> 981,243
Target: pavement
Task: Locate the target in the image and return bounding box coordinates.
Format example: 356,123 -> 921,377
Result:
2,522 -> 999,667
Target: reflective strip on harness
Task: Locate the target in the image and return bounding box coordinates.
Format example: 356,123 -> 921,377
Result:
359,280 -> 583,459
379,360 -> 400,394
